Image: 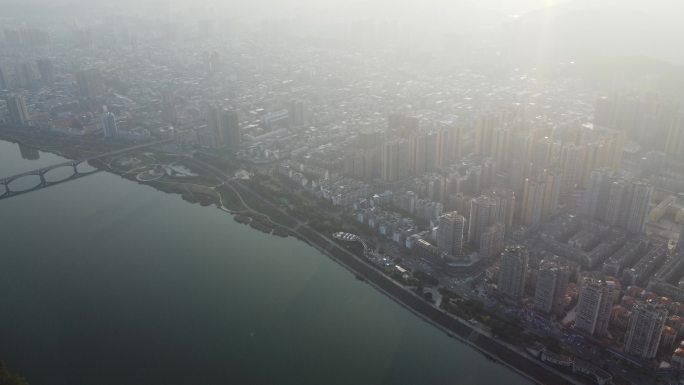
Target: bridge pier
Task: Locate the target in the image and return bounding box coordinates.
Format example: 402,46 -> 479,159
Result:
1,180 -> 9,197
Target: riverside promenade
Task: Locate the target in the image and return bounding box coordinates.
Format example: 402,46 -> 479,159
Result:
188,157 -> 580,385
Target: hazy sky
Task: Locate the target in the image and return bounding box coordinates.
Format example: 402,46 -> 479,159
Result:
3,0 -> 684,65
0,0 -> 568,18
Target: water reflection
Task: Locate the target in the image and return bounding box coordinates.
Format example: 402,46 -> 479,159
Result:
6,174 -> 42,192
18,143 -> 40,160
43,165 -> 76,183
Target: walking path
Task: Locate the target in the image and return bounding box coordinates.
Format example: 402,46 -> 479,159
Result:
184,156 -> 583,385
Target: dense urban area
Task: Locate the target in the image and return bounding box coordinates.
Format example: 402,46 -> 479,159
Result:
2,4 -> 684,385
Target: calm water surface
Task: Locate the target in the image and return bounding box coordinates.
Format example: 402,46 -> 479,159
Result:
0,139 -> 529,385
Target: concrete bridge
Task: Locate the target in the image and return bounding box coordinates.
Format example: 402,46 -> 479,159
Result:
0,138 -> 172,200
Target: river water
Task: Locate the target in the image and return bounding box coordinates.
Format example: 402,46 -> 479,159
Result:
0,139 -> 529,385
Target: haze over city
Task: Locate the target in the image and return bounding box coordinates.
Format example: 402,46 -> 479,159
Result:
1,1 -> 684,385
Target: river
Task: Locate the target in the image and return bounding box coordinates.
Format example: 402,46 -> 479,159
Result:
0,139 -> 529,385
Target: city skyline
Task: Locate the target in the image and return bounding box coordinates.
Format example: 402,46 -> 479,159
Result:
2,1 -> 684,385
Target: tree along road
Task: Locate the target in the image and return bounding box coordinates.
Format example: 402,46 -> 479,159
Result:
185,157 -> 579,385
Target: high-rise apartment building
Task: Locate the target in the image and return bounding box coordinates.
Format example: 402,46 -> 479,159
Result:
583,169 -> 611,219
161,91 -> 178,125
0,66 -> 7,89
381,140 -> 409,182
626,182 -> 653,234
520,168 -> 561,226
534,258 -> 571,317
207,105 -> 224,147
5,94 -> 30,126
489,188 -> 516,230
583,169 -> 653,233
36,58 -> 55,85
509,131 -> 534,192
625,301 -> 668,360
101,111 -> 118,138
439,124 -> 462,165
468,195 -> 497,246
288,100 -> 308,128
436,211 -> 466,257
408,134 -> 427,175
604,178 -> 631,227
542,170 -> 562,220
560,143 -> 586,193
531,136 -> 554,170
491,127 -> 512,170
595,93 -> 674,153
575,277 -> 617,336
480,223 -> 505,259
497,245 -> 529,300
521,177 -> 545,226
206,105 -> 241,155
222,109 -> 241,156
